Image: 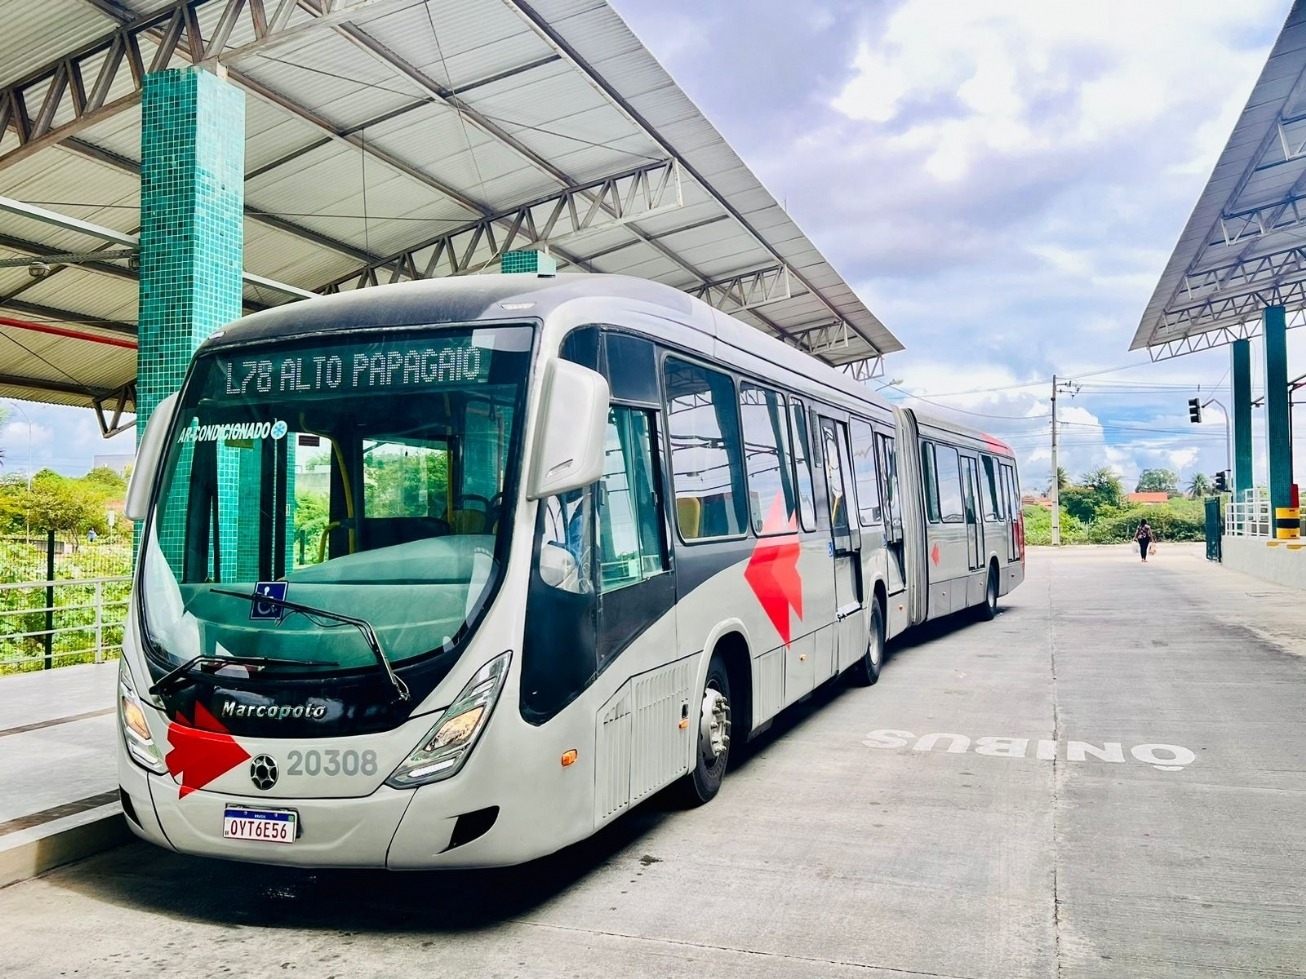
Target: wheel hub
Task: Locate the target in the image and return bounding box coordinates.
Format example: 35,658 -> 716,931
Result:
699,687 -> 730,761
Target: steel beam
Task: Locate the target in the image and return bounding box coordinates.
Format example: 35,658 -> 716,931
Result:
323,19 -> 809,342
0,371 -> 127,403
93,381 -> 137,435
317,159 -> 681,290
0,196 -> 136,247
1148,320 -> 1285,362
688,265 -> 791,312
0,0 -> 403,170
503,0 -> 888,357
0,195 -> 308,301
0,297 -> 137,335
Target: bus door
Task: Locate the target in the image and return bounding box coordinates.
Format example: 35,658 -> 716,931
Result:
817,415 -> 865,675
962,455 -> 983,572
1001,463 -> 1021,562
875,431 -> 906,594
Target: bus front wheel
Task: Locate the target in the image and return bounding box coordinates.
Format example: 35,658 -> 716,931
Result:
675,651 -> 732,806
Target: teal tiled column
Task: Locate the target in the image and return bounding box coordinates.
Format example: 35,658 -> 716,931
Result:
137,68 -> 245,573
1263,306 -> 1293,516
1232,339 -> 1253,497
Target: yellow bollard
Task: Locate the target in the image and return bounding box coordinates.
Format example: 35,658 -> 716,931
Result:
1275,506 -> 1300,539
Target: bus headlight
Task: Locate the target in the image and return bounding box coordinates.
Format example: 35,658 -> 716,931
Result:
387,652 -> 511,788
119,662 -> 167,774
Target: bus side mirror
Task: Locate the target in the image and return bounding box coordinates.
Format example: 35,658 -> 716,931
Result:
124,393 -> 180,521
527,360 -> 609,501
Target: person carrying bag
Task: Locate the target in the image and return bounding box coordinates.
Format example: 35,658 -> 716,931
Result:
1135,520 -> 1154,562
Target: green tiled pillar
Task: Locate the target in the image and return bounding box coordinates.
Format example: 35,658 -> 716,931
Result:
1232,339 -> 1253,496
1263,305 -> 1294,516
137,68 -> 245,572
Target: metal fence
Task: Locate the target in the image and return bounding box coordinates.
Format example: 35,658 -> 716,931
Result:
0,576 -> 130,672
1225,489 -> 1273,538
1224,488 -> 1306,538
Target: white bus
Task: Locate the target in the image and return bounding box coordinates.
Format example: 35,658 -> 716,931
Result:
118,273 -> 1024,868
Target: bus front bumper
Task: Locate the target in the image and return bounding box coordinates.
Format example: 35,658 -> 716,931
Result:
120,750 -> 582,869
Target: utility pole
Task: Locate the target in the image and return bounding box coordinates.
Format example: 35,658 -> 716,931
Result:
1048,377 -> 1079,546
1050,375 -> 1061,546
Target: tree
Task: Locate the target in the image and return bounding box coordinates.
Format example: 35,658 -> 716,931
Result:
80,466 -> 128,496
25,474 -> 104,552
1187,472 -> 1212,499
1048,466 -> 1069,495
1079,467 -> 1125,508
1136,468 -> 1179,495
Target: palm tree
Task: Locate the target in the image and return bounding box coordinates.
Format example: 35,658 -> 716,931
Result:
1048,466 -> 1069,495
1187,472 -> 1212,498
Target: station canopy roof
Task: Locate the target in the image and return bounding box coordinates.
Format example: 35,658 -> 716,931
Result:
0,0 -> 899,425
1134,0 -> 1306,361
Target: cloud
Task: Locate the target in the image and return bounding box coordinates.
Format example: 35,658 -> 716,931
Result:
614,0 -> 1302,488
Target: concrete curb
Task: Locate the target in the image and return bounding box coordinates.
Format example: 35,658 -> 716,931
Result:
0,805 -> 133,890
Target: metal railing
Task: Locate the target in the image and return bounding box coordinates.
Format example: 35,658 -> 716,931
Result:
1224,488 -> 1306,538
0,576 -> 130,671
1225,489 -> 1272,537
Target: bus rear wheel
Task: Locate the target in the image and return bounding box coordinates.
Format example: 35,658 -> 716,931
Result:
849,600 -> 884,687
675,651 -> 731,806
978,565 -> 999,621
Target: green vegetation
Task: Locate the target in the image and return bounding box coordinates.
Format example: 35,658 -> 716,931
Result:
0,468 -> 133,673
1135,468 -> 1180,495
1025,466 -> 1213,546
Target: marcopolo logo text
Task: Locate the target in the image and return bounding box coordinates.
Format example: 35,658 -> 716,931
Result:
221,702 -> 326,721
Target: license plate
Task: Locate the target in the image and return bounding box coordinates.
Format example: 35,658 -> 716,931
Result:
223,806 -> 297,845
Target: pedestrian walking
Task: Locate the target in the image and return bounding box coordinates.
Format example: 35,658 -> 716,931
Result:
1134,520 -> 1154,562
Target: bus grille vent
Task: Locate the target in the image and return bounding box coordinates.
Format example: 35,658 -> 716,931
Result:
629,661 -> 691,804
597,695 -> 633,821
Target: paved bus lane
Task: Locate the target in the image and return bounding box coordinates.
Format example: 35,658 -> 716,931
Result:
0,544 -> 1301,978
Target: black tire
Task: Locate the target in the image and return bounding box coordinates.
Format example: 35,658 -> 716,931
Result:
848,600 -> 884,687
674,651 -> 732,806
978,565 -> 999,621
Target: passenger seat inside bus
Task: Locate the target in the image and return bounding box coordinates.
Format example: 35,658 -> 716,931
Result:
362,516 -> 450,550
448,509 -> 486,535
676,498 -> 700,539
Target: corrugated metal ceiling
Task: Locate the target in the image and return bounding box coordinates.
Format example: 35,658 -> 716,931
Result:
1,0 -> 899,415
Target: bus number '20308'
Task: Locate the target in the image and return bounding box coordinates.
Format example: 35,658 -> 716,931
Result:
287,749 -> 378,777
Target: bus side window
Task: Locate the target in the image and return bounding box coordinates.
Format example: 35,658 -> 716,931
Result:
849,419 -> 882,525
1001,463 -> 1020,515
875,432 -> 900,538
739,384 -> 798,534
934,444 -> 965,523
788,399 -> 817,531
921,441 -> 941,523
663,357 -> 748,540
597,407 -> 667,591
981,455 -> 1004,521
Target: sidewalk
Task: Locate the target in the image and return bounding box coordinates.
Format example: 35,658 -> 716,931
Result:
0,662 -> 131,888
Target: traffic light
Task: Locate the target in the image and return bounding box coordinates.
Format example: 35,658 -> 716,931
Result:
1188,397 -> 1202,423
1214,470 -> 1228,493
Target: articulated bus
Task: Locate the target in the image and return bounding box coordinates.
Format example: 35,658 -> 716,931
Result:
118,273 -> 1024,868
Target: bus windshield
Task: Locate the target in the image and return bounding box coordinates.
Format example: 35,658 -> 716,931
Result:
139,323 -> 533,675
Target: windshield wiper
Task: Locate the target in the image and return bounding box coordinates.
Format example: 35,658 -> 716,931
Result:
149,653 -> 338,697
209,588 -> 411,702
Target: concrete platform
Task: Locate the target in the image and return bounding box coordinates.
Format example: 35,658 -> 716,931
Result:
0,545 -> 1302,978
0,662 -> 130,889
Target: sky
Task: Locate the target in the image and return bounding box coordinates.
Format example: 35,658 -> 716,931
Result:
4,0 -> 1304,495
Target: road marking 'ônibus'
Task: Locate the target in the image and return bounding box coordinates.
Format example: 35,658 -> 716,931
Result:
863,731 -> 1196,771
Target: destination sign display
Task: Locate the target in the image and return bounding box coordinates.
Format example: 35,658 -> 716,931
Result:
213,336 -> 490,401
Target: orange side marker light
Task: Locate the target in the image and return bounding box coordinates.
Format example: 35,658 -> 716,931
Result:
561,749 -> 578,767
